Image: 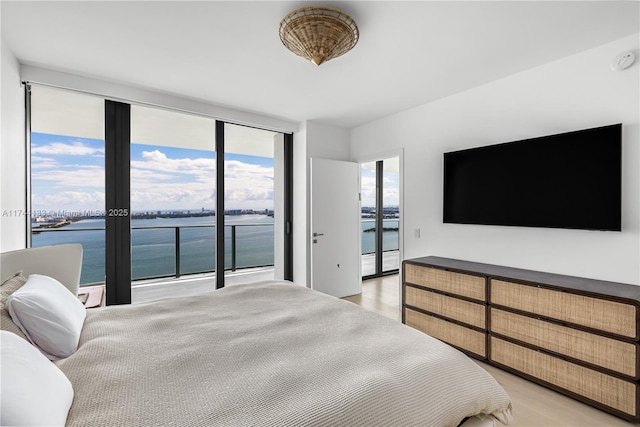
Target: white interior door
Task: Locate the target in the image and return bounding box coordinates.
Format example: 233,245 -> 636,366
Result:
310,158 -> 361,298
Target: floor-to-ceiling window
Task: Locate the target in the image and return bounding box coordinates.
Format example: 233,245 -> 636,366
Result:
28,85 -> 292,304
361,160 -> 378,278
30,85 -> 106,286
130,105 -> 216,283
223,123 -> 280,283
381,157 -> 400,272
360,157 -> 399,279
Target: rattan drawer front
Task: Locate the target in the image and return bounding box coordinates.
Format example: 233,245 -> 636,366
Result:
405,286 -> 486,329
404,264 -> 485,301
491,308 -> 637,378
491,279 -> 637,338
491,337 -> 637,416
405,308 -> 486,358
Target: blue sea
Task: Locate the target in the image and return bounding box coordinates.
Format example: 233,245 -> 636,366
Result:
32,215 -> 399,285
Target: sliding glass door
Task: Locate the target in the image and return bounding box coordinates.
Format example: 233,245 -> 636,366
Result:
130,105 -> 216,283
360,157 -> 400,279
28,85 -> 292,304
381,157 -> 400,273
223,123 -> 280,283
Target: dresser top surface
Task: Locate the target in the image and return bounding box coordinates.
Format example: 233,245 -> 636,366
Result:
404,256 -> 640,302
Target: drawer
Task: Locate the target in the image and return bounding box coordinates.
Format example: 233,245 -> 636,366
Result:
491,308 -> 637,378
491,279 -> 637,339
404,308 -> 486,358
405,286 -> 486,329
404,264 -> 486,302
490,336 -> 637,417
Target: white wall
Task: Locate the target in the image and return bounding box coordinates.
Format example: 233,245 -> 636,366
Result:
292,121 -> 351,286
306,121 -> 351,160
351,34 -> 640,285
0,40 -> 26,252
293,122 -> 308,286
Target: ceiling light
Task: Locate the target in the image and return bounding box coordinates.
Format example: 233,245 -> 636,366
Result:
279,6 -> 359,66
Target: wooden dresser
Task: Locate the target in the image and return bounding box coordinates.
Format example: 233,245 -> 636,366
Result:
402,256 -> 640,422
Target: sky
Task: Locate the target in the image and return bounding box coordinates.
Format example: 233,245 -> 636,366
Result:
31,132 -> 399,217
360,166 -> 400,208
31,133 -> 275,215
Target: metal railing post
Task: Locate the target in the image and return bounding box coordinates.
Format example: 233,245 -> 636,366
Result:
231,225 -> 236,272
175,227 -> 181,278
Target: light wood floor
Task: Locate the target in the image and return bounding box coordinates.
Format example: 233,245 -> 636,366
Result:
343,275 -> 635,427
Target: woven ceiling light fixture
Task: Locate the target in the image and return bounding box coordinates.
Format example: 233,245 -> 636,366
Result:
279,6 -> 359,66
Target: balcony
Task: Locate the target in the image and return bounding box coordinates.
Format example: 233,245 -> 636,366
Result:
131,251 -> 399,304
32,221 -> 399,303
32,222 -> 274,283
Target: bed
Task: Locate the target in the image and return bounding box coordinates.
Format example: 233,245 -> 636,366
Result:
1,244 -> 512,427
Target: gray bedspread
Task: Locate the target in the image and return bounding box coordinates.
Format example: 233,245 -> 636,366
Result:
57,281 -> 512,427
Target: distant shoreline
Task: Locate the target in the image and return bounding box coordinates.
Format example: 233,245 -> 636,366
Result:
31,209 -> 275,229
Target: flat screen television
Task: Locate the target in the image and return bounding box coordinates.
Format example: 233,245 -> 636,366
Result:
443,124 -> 622,231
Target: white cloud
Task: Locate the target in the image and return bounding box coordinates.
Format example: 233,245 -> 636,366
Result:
129,152 -> 273,211
223,160 -> 274,209
130,168 -> 177,182
360,175 -> 376,207
32,141 -> 104,156
131,188 -> 215,211
32,166 -> 104,189
34,147 -> 276,212
360,174 -> 399,207
31,191 -> 105,213
133,150 -> 215,175
130,164 -> 215,211
383,188 -> 400,206
31,155 -> 60,169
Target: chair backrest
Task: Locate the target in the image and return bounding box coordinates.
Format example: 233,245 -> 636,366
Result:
1,244 -> 83,296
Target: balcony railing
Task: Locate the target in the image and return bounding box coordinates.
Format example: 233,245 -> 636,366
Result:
32,223 -> 275,285
32,219 -> 401,286
361,218 -> 399,255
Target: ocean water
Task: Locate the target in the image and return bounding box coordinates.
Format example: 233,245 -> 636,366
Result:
361,219 -> 400,254
32,215 -> 399,285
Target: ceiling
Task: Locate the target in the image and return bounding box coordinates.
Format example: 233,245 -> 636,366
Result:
2,1 -> 639,129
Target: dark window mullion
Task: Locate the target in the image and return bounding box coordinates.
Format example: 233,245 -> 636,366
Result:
105,100 -> 131,305
215,121 -> 225,289
283,133 -> 294,281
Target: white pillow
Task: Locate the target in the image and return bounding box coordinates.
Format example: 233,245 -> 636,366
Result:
0,330 -> 74,426
6,274 -> 86,360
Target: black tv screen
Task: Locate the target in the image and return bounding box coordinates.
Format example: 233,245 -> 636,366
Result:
443,124 -> 622,231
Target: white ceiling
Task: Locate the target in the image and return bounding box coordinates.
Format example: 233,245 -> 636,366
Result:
2,1 -> 639,129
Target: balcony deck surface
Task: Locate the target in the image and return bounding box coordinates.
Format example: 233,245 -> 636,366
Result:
128,251 -> 399,304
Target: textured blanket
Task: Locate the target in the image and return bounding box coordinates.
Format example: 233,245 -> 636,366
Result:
57,281 -> 512,427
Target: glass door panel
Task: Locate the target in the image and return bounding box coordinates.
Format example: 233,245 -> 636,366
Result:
30,86 -> 106,287
130,105 -> 216,300
360,161 -> 377,277
223,123 -> 283,283
130,227 -> 175,280
360,157 -> 400,278
382,157 -> 400,272
179,223 -> 216,275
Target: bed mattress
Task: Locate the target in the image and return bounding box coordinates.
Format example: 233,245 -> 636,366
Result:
57,281 -> 512,427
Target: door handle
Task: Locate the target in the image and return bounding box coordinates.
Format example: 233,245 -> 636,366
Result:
313,232 -> 324,237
